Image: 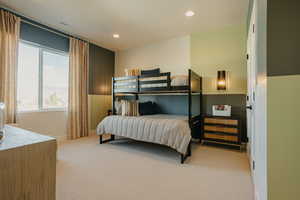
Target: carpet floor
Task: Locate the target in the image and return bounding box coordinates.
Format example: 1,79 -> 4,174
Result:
56,136 -> 254,200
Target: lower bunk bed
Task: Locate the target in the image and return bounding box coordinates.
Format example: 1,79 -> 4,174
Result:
97,114 -> 192,163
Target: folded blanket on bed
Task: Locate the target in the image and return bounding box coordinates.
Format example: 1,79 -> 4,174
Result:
96,115 -> 191,155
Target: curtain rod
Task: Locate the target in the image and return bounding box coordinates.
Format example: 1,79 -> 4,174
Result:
0,6 -> 88,43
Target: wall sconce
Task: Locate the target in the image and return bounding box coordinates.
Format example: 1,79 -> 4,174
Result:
217,70 -> 226,90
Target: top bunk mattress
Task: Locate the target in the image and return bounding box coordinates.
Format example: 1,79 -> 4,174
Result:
139,75 -> 188,88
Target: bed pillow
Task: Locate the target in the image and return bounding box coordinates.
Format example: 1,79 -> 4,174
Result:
141,68 -> 160,76
139,101 -> 159,115
114,100 -> 122,115
152,102 -> 160,114
139,101 -> 153,115
125,68 -> 140,76
121,100 -> 139,116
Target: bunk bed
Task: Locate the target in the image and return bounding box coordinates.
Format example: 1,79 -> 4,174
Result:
97,69 -> 203,164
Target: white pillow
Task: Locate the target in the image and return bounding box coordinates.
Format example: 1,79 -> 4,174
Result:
115,101 -> 122,115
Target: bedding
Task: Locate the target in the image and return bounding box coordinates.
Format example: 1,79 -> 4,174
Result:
96,114 -> 191,154
171,75 -> 188,86
139,101 -> 159,115
121,100 -> 139,116
114,100 -> 122,115
141,68 -> 160,76
125,68 -> 140,76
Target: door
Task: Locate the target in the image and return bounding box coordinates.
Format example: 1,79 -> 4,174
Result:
247,1 -> 257,182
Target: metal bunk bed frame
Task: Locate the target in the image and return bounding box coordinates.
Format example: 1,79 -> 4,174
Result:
100,69 -> 203,164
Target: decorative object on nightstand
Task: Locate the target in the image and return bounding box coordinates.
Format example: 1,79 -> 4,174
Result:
202,115 -> 242,150
212,105 -> 231,117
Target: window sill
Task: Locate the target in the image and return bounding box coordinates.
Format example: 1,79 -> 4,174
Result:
18,108 -> 67,114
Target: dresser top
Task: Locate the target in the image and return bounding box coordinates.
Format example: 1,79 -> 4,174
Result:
0,125 -> 56,151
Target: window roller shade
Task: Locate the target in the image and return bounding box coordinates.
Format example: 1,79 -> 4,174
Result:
20,22 -> 69,52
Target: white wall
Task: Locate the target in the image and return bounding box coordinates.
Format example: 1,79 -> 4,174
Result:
15,95 -> 111,141
16,111 -> 68,141
115,35 -> 191,76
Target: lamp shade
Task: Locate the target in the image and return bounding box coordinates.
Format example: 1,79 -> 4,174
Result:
217,70 -> 226,90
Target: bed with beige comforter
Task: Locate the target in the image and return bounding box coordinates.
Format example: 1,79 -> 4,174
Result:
96,114 -> 191,155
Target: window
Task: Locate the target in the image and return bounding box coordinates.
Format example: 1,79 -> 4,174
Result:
42,51 -> 69,109
17,42 -> 69,112
17,43 -> 39,111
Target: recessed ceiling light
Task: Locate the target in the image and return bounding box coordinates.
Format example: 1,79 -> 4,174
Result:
113,34 -> 120,38
185,10 -> 195,17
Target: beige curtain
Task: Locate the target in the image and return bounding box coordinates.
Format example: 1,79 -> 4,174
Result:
68,38 -> 89,139
0,10 -> 20,124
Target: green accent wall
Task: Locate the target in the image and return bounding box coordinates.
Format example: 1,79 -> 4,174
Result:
267,0 -> 300,76
267,75 -> 300,200
88,95 -> 112,130
191,25 -> 247,95
88,44 -> 115,131
266,1 -> 300,199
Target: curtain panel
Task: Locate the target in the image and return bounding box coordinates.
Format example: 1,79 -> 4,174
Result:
0,10 -> 20,123
68,38 -> 89,139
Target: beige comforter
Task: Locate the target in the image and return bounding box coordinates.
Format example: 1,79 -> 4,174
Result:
96,115 -> 191,154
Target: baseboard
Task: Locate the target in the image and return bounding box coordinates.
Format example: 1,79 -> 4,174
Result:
89,129 -> 96,136
246,146 -> 257,200
56,135 -> 67,142
247,143 -> 252,169
8,123 -> 68,143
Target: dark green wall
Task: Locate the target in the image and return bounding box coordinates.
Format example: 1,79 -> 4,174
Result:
89,43 -> 115,95
267,0 -> 300,76
203,94 -> 247,142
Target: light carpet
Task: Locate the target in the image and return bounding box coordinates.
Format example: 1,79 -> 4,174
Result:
56,136 -> 254,200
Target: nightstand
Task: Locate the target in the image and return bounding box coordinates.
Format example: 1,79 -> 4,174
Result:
202,115 -> 242,149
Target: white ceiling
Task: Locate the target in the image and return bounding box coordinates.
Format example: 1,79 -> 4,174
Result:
0,0 -> 249,51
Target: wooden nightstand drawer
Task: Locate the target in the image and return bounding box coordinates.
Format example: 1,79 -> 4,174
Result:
204,125 -> 238,134
204,133 -> 238,142
202,115 -> 242,149
204,118 -> 238,126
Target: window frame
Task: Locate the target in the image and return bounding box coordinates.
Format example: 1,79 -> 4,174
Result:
18,40 -> 69,113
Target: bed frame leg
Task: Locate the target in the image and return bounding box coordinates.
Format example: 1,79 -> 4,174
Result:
99,134 -> 115,144
99,135 -> 103,144
187,142 -> 191,157
181,154 -> 184,164
180,142 -> 192,164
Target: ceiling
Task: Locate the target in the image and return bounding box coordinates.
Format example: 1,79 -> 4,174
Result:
0,0 -> 249,51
